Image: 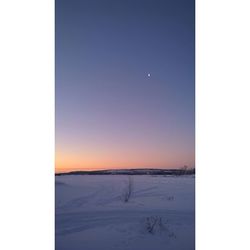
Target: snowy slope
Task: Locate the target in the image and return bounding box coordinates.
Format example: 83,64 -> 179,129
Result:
56,175 -> 195,250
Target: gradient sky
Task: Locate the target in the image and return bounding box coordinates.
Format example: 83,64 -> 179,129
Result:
56,0 -> 195,172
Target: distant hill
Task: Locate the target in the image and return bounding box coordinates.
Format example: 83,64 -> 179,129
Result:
56,168 -> 195,176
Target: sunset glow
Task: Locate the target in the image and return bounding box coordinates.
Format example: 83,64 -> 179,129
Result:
56,0 -> 195,173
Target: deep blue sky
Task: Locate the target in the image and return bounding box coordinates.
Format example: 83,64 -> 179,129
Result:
56,0 -> 195,171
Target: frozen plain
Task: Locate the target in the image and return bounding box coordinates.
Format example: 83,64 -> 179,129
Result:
56,175 -> 195,250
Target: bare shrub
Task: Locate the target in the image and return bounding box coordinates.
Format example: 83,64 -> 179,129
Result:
144,216 -> 176,238
145,216 -> 164,234
168,231 -> 177,238
166,196 -> 174,201
122,176 -> 133,202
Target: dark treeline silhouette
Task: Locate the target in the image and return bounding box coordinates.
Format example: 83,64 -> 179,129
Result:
56,167 -> 195,176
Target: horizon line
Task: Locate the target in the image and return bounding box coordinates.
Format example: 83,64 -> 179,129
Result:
55,166 -> 195,175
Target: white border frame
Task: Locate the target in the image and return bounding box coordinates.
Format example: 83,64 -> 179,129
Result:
0,0 -> 250,249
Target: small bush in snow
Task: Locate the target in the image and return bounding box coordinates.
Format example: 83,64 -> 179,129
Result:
145,216 -> 164,234
122,176 -> 133,202
144,216 -> 176,238
166,196 -> 174,201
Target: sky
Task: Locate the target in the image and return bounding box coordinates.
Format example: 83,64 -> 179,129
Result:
56,0 -> 195,172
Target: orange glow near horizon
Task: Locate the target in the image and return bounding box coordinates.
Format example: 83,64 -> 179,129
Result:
55,147 -> 194,173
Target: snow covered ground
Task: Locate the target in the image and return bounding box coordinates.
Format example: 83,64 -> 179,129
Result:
56,175 -> 195,250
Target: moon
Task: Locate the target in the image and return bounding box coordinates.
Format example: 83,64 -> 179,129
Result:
147,73 -> 151,77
